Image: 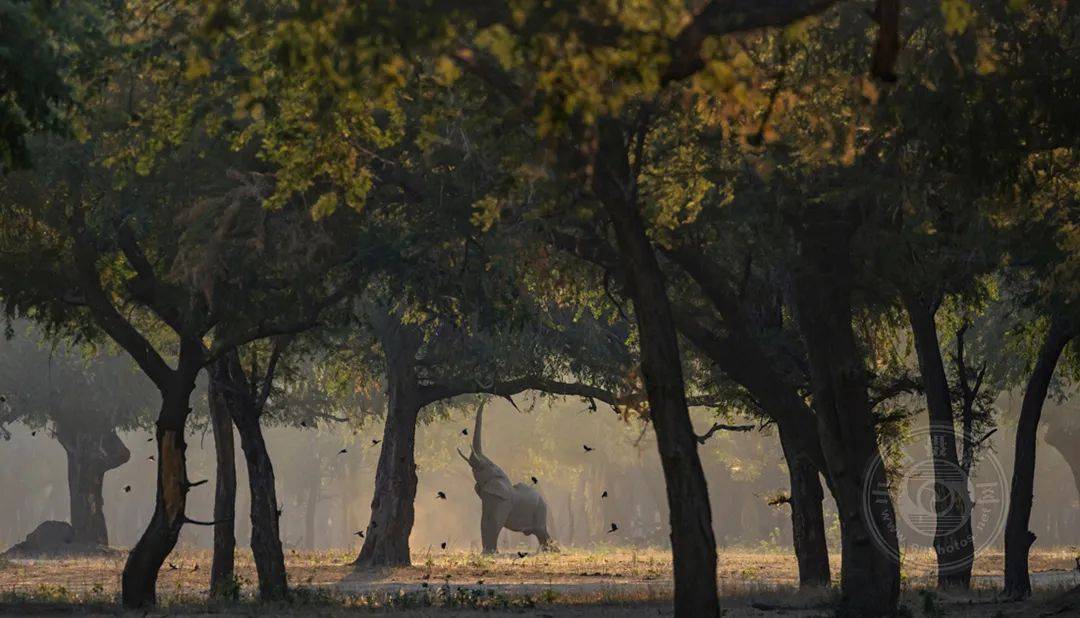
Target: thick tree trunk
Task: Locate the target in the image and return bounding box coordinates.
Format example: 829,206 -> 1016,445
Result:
121,380 -> 197,609
593,117 -> 719,617
1003,318 -> 1073,599
788,216 -> 900,616
905,297 -> 975,589
207,373 -> 237,599
777,422 -> 831,588
354,349 -> 422,568
54,422 -> 130,546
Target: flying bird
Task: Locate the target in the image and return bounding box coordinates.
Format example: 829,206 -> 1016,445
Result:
167,562 -> 178,570
30,431 -> 36,437
147,455 -> 155,462
440,542 -> 446,549
583,444 -> 594,452
146,437 -> 153,442
371,439 -> 381,446
531,476 -> 538,484
123,485 -> 132,493
608,523 -> 618,534
462,428 -> 468,436
516,551 -> 528,559
354,530 -> 364,538
601,490 -> 608,498
338,448 -> 347,455
436,491 -> 447,500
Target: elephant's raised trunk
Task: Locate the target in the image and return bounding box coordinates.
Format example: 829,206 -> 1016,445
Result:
472,401 -> 485,455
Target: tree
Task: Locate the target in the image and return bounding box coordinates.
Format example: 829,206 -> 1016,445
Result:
0,324 -> 154,546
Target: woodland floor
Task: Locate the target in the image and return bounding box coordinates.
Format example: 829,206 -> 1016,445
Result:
0,546 -> 1078,616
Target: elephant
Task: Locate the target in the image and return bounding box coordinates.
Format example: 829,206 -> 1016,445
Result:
458,403 -> 556,553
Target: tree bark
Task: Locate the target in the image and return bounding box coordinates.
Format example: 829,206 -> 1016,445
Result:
207,370 -> 237,599
777,422 -> 831,588
54,422 -> 130,547
904,296 -> 975,589
354,333 -> 422,568
121,376 -> 198,609
593,116 -> 719,617
233,407 -> 289,599
788,215 -> 900,616
1003,317 -> 1073,598
213,352 -> 289,601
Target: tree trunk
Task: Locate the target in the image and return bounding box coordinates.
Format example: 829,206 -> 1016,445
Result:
214,352 -> 289,601
905,296 -> 975,589
354,349 -> 422,568
232,402 -> 289,600
121,380 -> 197,609
777,422 -> 831,587
1003,318 -> 1073,598
593,117 -> 719,617
788,216 -> 900,616
54,422 -> 130,547
207,371 -> 237,599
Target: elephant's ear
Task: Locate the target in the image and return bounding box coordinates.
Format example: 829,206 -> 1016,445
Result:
480,477 -> 514,502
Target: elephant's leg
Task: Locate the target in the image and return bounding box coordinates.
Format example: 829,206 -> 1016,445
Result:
481,501 -> 509,554
533,500 -> 557,551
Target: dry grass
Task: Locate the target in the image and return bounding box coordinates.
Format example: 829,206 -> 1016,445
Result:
0,546 -> 1077,615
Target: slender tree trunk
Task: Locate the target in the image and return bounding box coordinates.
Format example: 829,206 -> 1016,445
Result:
55,423 -> 130,547
233,404 -> 289,600
788,216 -> 900,616
905,296 -> 975,589
207,372 -> 237,599
121,378 -> 197,609
593,117 -> 719,617
354,349 -> 422,568
304,481 -> 318,550
1004,318 -> 1073,598
673,294 -> 834,586
214,352 -> 289,601
777,422 -> 831,587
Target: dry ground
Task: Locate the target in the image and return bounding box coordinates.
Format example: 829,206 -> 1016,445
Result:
0,546 -> 1078,616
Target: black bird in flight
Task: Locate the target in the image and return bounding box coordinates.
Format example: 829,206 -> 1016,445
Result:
123,485 -> 132,493
146,437 -> 153,442
436,491 -> 447,500
167,562 -> 178,570
371,439 -> 381,446
608,523 -> 618,534
516,551 -> 528,559
147,455 -> 155,462
338,448 -> 347,455
583,444 -> 594,452
462,428 -> 468,436
601,490 -> 608,498
531,476 -> 538,484
440,542 -> 446,549
354,530 -> 364,538
30,431 -> 36,437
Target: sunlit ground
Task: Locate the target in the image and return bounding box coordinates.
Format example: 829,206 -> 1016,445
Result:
0,546 -> 1077,615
